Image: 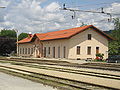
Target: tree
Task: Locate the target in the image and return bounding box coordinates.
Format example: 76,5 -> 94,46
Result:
111,18 -> 120,41
109,41 -> 119,55
0,29 -> 16,38
109,18 -> 120,55
18,33 -> 28,41
80,22 -> 87,27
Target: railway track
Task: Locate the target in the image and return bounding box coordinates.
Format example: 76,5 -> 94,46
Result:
0,58 -> 120,89
82,63 -> 120,68
0,64 -> 117,90
2,61 -> 119,80
0,66 -> 90,90
0,58 -> 120,71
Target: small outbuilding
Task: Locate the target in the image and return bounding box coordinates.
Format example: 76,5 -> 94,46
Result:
17,25 -> 113,60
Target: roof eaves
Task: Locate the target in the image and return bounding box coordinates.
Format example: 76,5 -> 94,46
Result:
41,37 -> 69,41
17,41 -> 31,44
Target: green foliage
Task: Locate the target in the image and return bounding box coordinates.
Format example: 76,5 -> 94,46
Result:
95,53 -> 104,61
109,41 -> 120,55
18,33 -> 28,41
96,53 -> 104,58
109,18 -> 120,55
0,29 -> 17,38
80,22 -> 87,27
94,59 -> 106,62
110,18 -> 120,41
0,29 -> 28,41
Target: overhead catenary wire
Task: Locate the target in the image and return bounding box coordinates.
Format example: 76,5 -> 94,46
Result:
61,3 -> 114,22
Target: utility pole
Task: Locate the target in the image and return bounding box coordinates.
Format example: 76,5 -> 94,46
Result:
60,4 -> 112,22
15,29 -> 19,56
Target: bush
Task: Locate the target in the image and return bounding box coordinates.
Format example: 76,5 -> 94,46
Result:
95,53 -> 104,61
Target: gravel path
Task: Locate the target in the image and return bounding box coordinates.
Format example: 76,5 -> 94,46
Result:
0,72 -> 57,90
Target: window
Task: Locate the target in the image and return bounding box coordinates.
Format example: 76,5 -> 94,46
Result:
28,48 -> 30,54
96,47 -> 99,54
23,48 -> 24,54
33,47 -> 35,53
48,47 -> 50,54
63,46 -> 66,58
25,48 -> 27,54
53,47 -> 55,58
44,47 -> 46,57
88,34 -> 92,40
20,48 -> 21,54
31,48 -> 33,54
87,47 -> 91,55
77,46 -> 80,55
58,46 -> 60,58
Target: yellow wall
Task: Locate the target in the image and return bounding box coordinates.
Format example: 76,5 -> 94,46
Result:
68,28 -> 108,59
42,39 -> 69,58
18,28 -> 108,60
18,42 -> 34,57
18,38 -> 43,57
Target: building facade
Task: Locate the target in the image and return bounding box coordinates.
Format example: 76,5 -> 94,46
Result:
17,25 -> 113,60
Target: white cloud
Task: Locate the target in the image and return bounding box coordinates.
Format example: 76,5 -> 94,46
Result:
0,0 -> 120,34
0,0 -> 10,7
76,3 -> 120,31
45,2 -> 59,12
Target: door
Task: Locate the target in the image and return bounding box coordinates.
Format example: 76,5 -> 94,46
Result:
53,47 -> 55,58
96,47 -> 99,54
63,46 -> 66,58
44,47 -> 46,57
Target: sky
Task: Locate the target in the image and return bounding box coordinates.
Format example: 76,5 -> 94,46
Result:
0,0 -> 120,34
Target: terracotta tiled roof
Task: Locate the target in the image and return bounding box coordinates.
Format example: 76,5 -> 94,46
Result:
35,25 -> 93,41
17,35 -> 33,44
17,25 -> 113,44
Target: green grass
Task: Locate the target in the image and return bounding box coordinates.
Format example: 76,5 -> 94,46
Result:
0,56 -> 7,59
93,59 -> 106,62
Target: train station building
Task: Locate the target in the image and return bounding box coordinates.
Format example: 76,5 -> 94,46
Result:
17,25 -> 113,60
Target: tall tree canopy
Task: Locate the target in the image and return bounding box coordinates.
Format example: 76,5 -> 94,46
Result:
18,33 -> 28,41
0,29 -> 28,41
0,29 -> 17,38
109,18 -> 120,55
